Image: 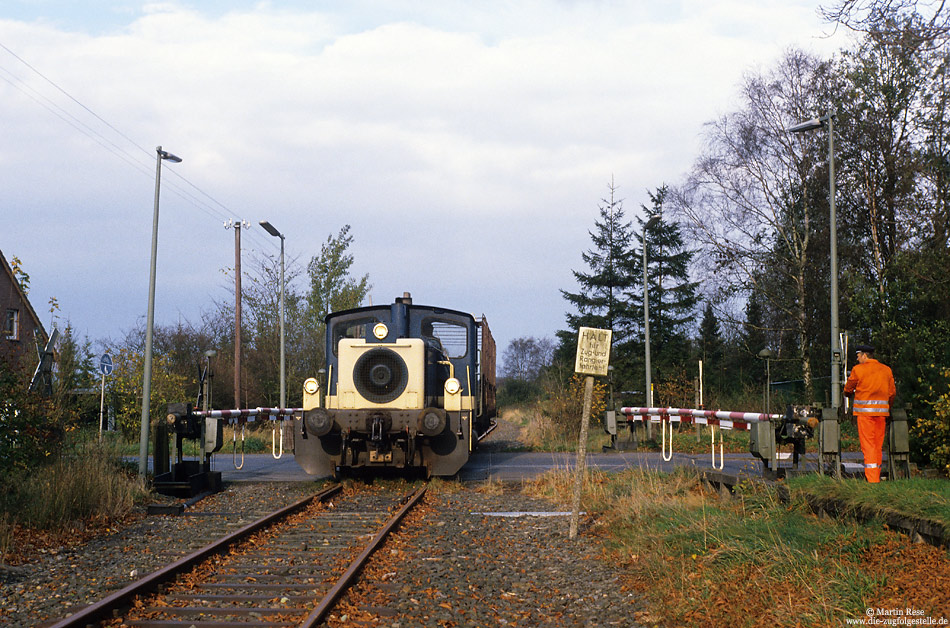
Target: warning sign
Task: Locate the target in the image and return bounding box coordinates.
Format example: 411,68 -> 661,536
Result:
574,327 -> 612,376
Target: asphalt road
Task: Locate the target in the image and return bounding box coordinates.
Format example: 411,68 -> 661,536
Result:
199,449 -> 867,483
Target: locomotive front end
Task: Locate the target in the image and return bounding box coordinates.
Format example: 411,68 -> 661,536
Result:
294,294 -> 492,477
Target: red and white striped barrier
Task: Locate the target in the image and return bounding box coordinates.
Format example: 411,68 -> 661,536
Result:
620,407 -> 782,432
619,407 -> 783,468
194,407 -> 303,467
196,407 -> 302,425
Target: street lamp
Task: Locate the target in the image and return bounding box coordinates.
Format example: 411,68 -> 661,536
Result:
643,214 -> 661,409
758,348 -> 776,414
789,112 -> 841,412
259,220 -> 286,410
139,146 -> 182,478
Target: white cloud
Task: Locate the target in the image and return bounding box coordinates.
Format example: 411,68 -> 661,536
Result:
0,1 -> 851,353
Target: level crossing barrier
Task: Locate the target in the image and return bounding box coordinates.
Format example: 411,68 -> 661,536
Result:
195,407 -> 302,466
620,407 -> 783,471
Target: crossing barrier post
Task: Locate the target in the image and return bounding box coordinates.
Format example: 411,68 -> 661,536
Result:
887,407 -> 911,480
819,406 -> 841,479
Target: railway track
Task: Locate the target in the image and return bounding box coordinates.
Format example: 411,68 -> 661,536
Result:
45,483 -> 426,628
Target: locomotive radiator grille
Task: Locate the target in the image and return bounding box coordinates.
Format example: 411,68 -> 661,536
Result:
354,348 -> 409,403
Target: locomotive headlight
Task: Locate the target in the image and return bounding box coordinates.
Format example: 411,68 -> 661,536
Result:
373,323 -> 389,340
444,377 -> 462,412
303,377 -> 321,411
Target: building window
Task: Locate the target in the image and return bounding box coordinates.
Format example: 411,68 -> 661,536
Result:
4,309 -> 19,340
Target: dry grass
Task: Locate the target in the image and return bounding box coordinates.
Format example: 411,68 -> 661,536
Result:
0,438 -> 149,562
472,476 -> 506,496
427,477 -> 466,494
510,405 -> 612,452
521,468 -> 946,626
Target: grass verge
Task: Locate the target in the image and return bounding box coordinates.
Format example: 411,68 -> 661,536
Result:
525,468 -> 950,626
0,438 -> 150,563
788,474 -> 950,524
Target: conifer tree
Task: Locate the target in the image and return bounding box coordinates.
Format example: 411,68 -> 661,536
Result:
742,290 -> 768,387
558,179 -> 636,359
698,301 -> 724,401
625,186 -> 699,375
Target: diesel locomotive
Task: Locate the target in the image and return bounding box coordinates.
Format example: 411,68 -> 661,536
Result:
293,293 -> 496,477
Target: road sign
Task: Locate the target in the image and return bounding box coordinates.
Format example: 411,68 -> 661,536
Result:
574,327 -> 611,376
571,327 -> 611,539
99,354 -> 113,376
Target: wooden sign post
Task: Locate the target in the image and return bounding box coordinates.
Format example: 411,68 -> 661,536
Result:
570,327 -> 611,539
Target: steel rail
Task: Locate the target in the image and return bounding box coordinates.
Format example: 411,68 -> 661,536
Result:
477,419 -> 499,441
300,484 -> 427,627
45,483 -> 342,628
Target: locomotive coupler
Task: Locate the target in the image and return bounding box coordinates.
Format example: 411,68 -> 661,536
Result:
369,413 -> 391,442
366,414 -> 394,463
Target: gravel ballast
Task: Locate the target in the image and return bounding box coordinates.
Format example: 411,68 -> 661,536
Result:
1,419 -> 651,627
0,482 -> 316,626
331,482 -> 648,627
1,481 -> 648,627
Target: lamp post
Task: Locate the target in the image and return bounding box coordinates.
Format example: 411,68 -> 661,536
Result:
643,214 -> 661,409
139,146 -> 182,478
789,112 -> 840,412
758,348 -> 776,414
259,220 -> 286,410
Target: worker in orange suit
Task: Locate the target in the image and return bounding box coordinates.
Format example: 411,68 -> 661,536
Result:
843,344 -> 896,483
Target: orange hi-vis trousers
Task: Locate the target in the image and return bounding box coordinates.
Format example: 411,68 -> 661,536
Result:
857,415 -> 886,483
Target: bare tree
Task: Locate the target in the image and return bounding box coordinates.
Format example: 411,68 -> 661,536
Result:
821,0 -> 948,46
502,337 -> 554,381
835,12 -> 936,303
241,251 -> 306,407
674,49 -> 836,398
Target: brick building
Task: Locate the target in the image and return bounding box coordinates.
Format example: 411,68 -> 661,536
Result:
1,249 -> 47,366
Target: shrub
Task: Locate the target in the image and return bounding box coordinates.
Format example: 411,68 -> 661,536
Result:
0,437 -> 147,532
915,367 -> 950,474
0,356 -> 67,475
105,347 -> 189,440
541,373 -> 607,436
497,377 -> 543,408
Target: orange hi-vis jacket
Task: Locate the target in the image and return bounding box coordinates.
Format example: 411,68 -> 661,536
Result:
844,358 -> 896,416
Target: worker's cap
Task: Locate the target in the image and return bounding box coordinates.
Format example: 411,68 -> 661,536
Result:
854,344 -> 875,354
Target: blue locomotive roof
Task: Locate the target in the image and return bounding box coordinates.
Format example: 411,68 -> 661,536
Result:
325,300 -> 475,325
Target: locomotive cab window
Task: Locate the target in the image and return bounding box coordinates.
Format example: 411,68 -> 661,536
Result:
421,317 -> 468,359
332,316 -> 380,356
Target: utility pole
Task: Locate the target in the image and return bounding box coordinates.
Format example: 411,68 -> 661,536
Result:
225,219 -> 249,409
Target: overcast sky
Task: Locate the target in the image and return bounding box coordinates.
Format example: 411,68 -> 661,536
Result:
1,1 -> 852,368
